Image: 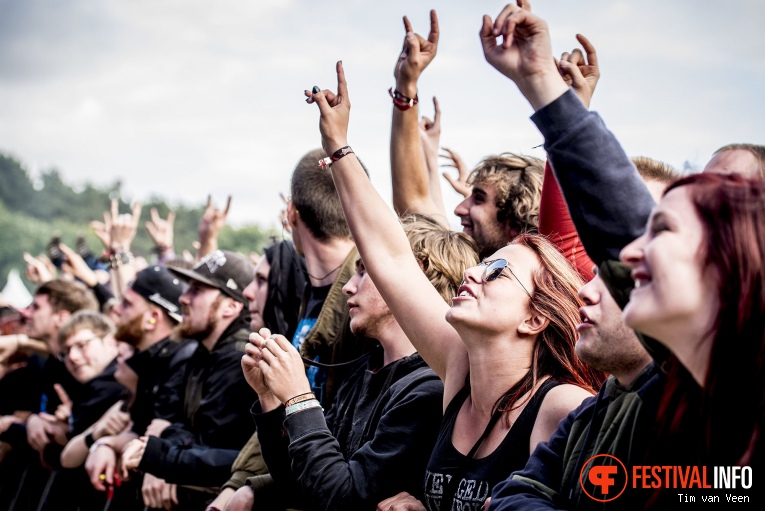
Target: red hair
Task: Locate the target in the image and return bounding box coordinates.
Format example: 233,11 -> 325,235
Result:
650,173 -> 765,479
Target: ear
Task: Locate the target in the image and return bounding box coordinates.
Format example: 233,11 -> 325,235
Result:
218,297 -> 244,320
52,310 -> 71,330
287,200 -> 299,229
143,308 -> 162,331
517,313 -> 549,338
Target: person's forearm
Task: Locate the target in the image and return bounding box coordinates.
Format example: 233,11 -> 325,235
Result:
531,90 -> 654,264
60,428 -> 94,468
390,78 -> 442,221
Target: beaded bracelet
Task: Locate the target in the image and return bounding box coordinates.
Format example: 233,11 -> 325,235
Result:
389,87 -> 418,111
285,399 -> 323,417
284,392 -> 315,408
319,146 -> 354,170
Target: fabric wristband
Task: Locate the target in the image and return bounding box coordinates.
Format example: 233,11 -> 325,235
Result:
284,392 -> 315,407
285,399 -> 322,416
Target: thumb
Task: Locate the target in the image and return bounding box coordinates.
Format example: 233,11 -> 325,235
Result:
54,383 -> 72,406
311,87 -> 332,117
559,60 -> 586,90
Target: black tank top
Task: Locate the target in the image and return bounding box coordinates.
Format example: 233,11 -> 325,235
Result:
422,379 -> 561,511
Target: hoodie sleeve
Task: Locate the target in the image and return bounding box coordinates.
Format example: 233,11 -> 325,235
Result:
139,436 -> 239,486
531,89 -> 655,265
283,374 -> 443,511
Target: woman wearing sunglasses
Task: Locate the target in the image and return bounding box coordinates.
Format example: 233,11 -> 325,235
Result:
303,61 -> 605,511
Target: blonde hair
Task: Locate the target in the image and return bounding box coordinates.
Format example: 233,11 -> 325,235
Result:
58,310 -> 115,348
468,153 -> 544,234
400,214 -> 479,303
631,156 -> 681,185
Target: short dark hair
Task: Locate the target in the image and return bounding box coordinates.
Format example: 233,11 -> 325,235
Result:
36,279 -> 99,313
290,148 -> 367,243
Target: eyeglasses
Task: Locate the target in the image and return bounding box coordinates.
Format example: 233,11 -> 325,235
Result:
479,259 -> 533,299
60,336 -> 100,360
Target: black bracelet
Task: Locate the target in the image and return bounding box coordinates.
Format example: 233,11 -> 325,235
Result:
319,146 -> 354,170
84,431 -> 96,448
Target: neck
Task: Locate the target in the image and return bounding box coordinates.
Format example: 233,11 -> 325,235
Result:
464,331 -> 534,416
202,316 -> 236,351
672,331 -> 714,387
299,230 -> 355,287
136,325 -> 173,352
376,319 -> 417,367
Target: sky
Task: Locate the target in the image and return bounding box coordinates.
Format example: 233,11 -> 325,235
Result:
0,0 -> 763,231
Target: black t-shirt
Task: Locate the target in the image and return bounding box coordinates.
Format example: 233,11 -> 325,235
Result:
423,380 -> 561,511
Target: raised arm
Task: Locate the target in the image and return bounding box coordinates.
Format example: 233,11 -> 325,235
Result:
481,3 -> 653,264
390,11 -> 449,226
306,62 -> 464,382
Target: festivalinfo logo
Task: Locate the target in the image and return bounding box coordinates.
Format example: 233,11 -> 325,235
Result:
579,454 -> 753,504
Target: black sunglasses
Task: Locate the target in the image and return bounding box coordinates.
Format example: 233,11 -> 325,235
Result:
479,259 -> 533,299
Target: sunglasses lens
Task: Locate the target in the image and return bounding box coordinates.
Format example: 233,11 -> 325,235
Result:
484,260 -> 506,282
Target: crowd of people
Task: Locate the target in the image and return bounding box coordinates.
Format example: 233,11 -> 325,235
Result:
1,1 -> 764,510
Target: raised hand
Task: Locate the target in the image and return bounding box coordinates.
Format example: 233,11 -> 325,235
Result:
305,61 -> 351,157
479,1 -> 567,110
557,34 -> 599,109
440,147 -> 471,198
394,10 -> 439,93
419,96 -> 441,156
23,252 -> 55,285
111,201 -> 142,252
59,243 -> 98,287
198,195 -> 231,257
145,208 -> 176,254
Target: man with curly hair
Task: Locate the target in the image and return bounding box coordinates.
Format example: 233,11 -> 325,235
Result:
454,153 -> 543,258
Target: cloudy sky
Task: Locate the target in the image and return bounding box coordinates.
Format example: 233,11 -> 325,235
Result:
0,0 -> 763,230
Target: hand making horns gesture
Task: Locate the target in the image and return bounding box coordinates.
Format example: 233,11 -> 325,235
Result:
304,61 -> 350,158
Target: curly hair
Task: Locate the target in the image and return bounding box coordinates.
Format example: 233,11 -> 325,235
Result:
468,153 -> 544,234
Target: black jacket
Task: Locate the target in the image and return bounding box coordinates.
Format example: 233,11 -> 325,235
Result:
140,318 -> 256,485
254,348 -> 444,511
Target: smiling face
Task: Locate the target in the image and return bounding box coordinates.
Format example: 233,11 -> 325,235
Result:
619,187 -> 719,350
342,259 -> 394,339
454,182 -> 509,258
576,271 -> 651,380
447,243 -> 538,337
23,294 -> 58,343
242,256 -> 271,332
63,328 -> 118,383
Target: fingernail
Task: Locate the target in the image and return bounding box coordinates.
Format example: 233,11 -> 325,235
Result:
312,86 -> 320,94
406,31 -> 414,40
305,98 -> 310,103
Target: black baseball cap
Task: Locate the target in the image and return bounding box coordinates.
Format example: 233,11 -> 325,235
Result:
129,266 -> 187,323
168,250 -> 253,305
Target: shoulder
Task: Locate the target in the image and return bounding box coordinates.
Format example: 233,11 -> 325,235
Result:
530,383 -> 594,450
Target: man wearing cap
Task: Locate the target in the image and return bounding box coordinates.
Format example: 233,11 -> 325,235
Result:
120,250 -> 257,509
74,266 -> 196,496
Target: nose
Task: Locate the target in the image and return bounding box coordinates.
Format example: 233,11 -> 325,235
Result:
619,232 -> 647,268
242,278 -> 256,301
577,276 -> 600,306
454,196 -> 470,218
462,264 -> 483,285
179,289 -> 191,305
342,272 -> 360,297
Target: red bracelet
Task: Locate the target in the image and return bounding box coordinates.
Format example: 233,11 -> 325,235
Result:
389,87 -> 418,111
318,146 -> 354,170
